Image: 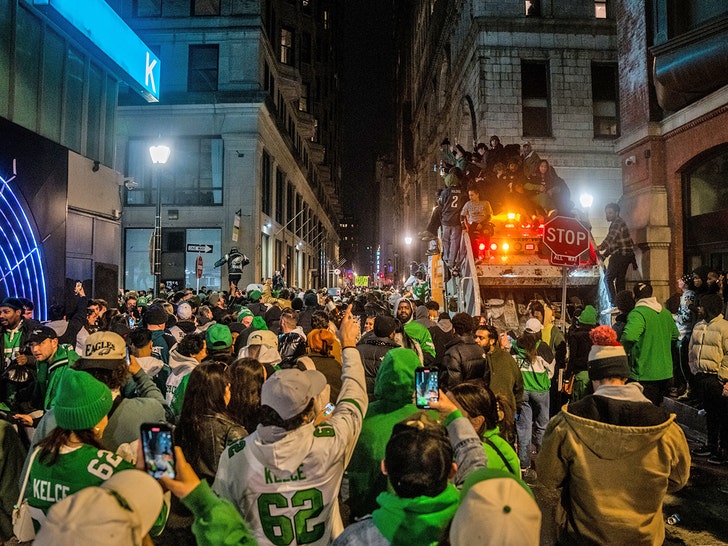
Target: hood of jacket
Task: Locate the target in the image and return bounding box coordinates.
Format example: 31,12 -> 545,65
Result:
168,348 -> 198,375
561,401 -> 675,460
437,318 -> 453,333
635,297 -> 662,313
372,485 -> 460,546
251,422 -> 316,474
373,347 -> 421,407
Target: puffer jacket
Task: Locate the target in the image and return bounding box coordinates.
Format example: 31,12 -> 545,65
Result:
688,314 -> 728,379
441,334 -> 489,390
356,335 -> 400,399
277,327 -> 307,366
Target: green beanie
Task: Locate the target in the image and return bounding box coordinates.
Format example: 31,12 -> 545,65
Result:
251,316 -> 268,330
238,307 -> 254,320
579,305 -> 597,326
54,370 -> 113,430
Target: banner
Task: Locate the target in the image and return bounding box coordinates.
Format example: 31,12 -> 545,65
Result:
354,275 -> 369,287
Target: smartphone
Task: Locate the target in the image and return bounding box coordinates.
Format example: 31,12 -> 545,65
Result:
140,423 -> 176,479
415,367 -> 440,409
322,402 -> 335,417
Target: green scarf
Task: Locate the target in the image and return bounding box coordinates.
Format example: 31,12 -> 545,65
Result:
372,484 -> 460,546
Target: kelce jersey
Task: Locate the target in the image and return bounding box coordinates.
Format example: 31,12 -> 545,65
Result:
214,348 -> 367,546
27,444 -> 134,525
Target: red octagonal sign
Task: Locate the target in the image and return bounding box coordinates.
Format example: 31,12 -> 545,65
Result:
542,216 -> 590,259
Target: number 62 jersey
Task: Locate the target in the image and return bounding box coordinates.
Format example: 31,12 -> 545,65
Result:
213,348 -> 368,546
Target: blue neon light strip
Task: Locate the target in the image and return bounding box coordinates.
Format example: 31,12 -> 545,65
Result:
33,0 -> 161,102
0,174 -> 48,321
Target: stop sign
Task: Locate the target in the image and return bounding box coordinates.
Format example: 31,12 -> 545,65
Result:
196,255 -> 204,279
542,216 -> 590,258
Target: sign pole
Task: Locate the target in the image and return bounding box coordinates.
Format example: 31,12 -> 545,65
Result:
561,266 -> 568,332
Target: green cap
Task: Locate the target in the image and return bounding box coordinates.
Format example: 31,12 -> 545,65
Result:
54,370 -> 113,430
252,316 -> 268,330
206,324 -> 232,350
579,305 -> 597,326
249,290 -> 262,301
238,307 -> 254,320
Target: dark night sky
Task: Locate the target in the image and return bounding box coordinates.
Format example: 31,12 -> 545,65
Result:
339,1 -> 395,247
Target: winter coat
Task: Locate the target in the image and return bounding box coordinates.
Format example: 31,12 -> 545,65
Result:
441,334 -> 488,390
356,335 -> 400,399
621,298 -> 679,382
566,324 -> 595,376
166,348 -> 199,414
486,347 -> 524,413
278,326 -> 307,366
688,314 -> 728,378
537,384 -> 690,545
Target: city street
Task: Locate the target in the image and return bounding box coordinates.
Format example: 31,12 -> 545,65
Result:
533,402 -> 728,546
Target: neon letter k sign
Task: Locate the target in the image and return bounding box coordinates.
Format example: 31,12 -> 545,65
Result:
146,52 -> 158,94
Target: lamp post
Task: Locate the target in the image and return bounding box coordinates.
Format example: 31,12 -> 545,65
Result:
149,144 -> 171,298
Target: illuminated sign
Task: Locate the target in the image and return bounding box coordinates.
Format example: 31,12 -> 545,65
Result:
33,0 -> 161,102
0,160 -> 48,320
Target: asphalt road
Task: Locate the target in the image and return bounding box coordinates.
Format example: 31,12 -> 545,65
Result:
531,424 -> 728,545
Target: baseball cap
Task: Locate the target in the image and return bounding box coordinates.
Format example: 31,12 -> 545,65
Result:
247,329 -> 279,349
249,290 -> 262,301
176,302 -> 192,321
34,469 -> 164,546
0,297 -> 23,311
75,331 -> 127,370
524,318 -> 543,334
238,307 -> 254,320
206,323 -> 232,350
28,326 -> 58,344
144,304 -> 168,326
262,368 -> 327,420
208,293 -> 221,307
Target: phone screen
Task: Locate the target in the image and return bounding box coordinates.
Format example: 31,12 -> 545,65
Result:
415,367 -> 439,409
140,424 -> 176,479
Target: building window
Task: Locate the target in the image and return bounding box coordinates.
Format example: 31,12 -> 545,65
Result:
262,151 -> 272,216
280,27 -> 294,65
525,0 -> 541,16
193,0 -> 221,16
595,0 -> 607,18
275,168 -> 285,224
521,61 -> 551,137
323,9 -> 330,30
134,0 -> 161,17
299,82 -> 310,112
592,64 -> 619,137
188,45 -> 219,92
125,138 -> 224,206
300,32 -> 312,65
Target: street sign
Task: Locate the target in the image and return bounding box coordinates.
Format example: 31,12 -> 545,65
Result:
187,244 -> 213,253
550,254 -> 579,267
333,268 -> 341,276
196,256 -> 203,279
542,216 -> 589,259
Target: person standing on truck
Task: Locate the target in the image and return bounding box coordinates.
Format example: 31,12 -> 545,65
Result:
460,188 -> 494,263
598,203 -> 636,307
439,167 -> 466,275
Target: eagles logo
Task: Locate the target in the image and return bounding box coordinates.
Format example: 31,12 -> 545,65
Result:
86,341 -> 116,357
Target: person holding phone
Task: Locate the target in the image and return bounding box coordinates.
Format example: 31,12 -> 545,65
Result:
26,369 -> 134,529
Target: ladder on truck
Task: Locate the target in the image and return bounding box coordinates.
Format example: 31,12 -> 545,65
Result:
429,232 -> 480,317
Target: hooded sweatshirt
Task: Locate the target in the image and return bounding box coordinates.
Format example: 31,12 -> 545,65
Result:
537,383 -> 690,545
398,300 -> 436,360
620,297 -> 679,381
213,347 -> 367,546
166,348 -> 200,415
347,348 -> 422,519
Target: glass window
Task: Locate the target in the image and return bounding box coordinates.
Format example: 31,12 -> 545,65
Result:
193,0 -> 221,16
525,0 -> 541,16
134,0 -> 161,17
300,32 -> 312,65
63,46 -> 85,152
521,61 -> 551,137
262,151 -> 272,215
299,82 -> 310,112
275,168 -> 284,224
261,233 -> 271,279
125,228 -> 155,291
185,228 -> 221,290
125,137 -> 224,206
188,44 -> 219,92
40,27 -> 64,142
280,27 -> 294,65
592,64 -> 619,138
595,0 -> 607,18
86,64 -> 103,160
14,7 -> 41,130
688,150 -> 728,216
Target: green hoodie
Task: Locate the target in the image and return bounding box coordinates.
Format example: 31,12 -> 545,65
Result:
38,344 -> 79,410
347,348 -> 425,519
372,485 -> 460,546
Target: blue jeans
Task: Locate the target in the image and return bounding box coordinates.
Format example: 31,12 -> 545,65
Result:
441,224 -> 462,267
517,389 -> 550,469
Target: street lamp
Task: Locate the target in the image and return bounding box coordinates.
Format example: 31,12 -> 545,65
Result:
149,144 -> 171,298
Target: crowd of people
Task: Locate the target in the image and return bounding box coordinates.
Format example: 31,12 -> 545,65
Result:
0,258 -> 726,544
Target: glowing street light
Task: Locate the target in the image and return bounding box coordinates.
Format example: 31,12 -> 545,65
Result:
579,193 -> 594,208
150,143 -> 171,298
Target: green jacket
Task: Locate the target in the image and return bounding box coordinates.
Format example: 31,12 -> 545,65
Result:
37,345 -> 79,410
483,427 -> 520,477
181,480 -> 257,546
403,320 -> 436,358
621,298 -> 679,381
347,348 -> 423,519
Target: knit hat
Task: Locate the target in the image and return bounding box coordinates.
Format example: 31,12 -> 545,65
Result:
633,281 -> 653,301
249,290 -> 262,302
75,331 -> 127,371
524,318 -> 543,334
238,307 -> 254,320
307,329 -> 336,355
450,469 -> 541,546
34,470 -> 164,546
304,292 -> 318,306
144,304 -> 168,326
208,293 -> 221,307
54,370 -> 113,430
374,315 -> 397,338
28,326 -> 58,344
206,323 -> 232,350
587,326 -> 630,380
578,305 -> 597,326
0,297 -> 23,311
247,329 -> 279,349
252,316 -> 268,330
261,368 -> 327,420
176,302 -> 192,321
